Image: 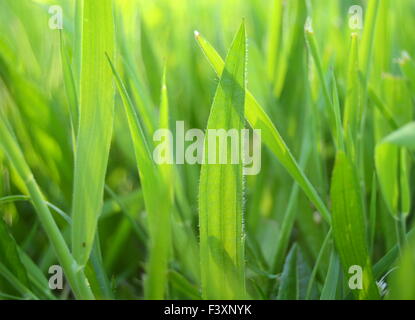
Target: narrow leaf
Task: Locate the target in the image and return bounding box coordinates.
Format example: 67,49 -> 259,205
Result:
199,22 -> 246,300
331,151 -> 379,300
72,0 -> 115,265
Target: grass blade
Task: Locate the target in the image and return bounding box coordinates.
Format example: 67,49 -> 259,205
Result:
320,252 -> 340,300
194,29 -> 331,224
107,56 -> 171,300
71,0 -> 115,266
343,34 -> 360,159
331,151 -> 379,300
199,22 -> 246,300
383,122 -> 415,149
277,245 -> 298,300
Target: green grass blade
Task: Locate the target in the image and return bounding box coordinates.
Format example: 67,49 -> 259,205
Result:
343,34 -> 360,159
331,151 -> 379,300
107,56 -> 171,300
59,31 -> 78,147
383,122 -> 415,149
169,271 -> 201,300
305,28 -> 335,138
277,244 -> 298,300
368,174 -> 378,254
375,144 -> 399,216
360,0 -> 380,77
276,243 -> 312,300
18,249 -> 55,299
194,29 -> 331,224
331,73 -> 345,151
320,252 -> 340,300
305,229 -> 332,300
266,0 -> 283,82
373,228 -> 415,279
71,0 -> 115,266
199,22 -> 246,300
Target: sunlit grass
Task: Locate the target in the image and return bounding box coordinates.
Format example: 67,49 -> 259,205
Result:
0,0 -> 414,300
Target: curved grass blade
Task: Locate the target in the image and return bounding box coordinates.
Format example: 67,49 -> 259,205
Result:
18,249 -> 56,299
107,56 -> 171,300
199,22 -> 246,300
194,29 -> 331,224
331,151 -> 379,300
71,0 -> 115,266
373,228 -> 415,279
383,122 -> 415,149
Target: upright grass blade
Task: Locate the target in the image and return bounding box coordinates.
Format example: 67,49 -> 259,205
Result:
331,74 -> 345,151
107,56 -> 171,300
159,67 -> 173,197
266,0 -> 283,83
375,144 -> 399,216
277,244 -> 313,300
194,29 -> 331,224
277,245 -> 298,300
0,117 -> 94,299
368,174 -> 378,254
330,151 -> 379,300
72,0 -> 115,266
320,252 -> 340,300
199,22 -> 246,300
59,31 -> 78,149
376,124 -> 412,250
305,229 -> 332,300
360,0 -> 380,77
343,34 -> 360,159
304,27 -> 336,139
